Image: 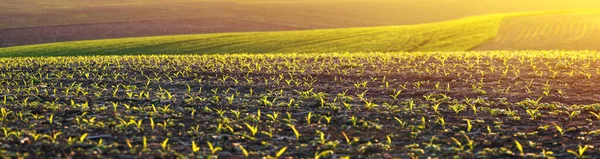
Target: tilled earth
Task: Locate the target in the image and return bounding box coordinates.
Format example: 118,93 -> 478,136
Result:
1,52 -> 600,158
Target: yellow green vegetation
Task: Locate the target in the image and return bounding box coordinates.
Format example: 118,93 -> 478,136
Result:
475,11 -> 600,50
1,51 -> 600,158
0,13 -> 526,57
4,10 -> 600,56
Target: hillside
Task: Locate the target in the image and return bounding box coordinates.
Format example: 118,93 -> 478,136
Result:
475,11 -> 600,50
0,14 -> 512,57
3,0 -> 599,29
2,11 -> 600,57
2,0 -> 600,47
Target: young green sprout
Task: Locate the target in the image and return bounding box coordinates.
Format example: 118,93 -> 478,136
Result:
79,133 -> 88,142
191,141 -> 200,153
207,141 -> 222,154
394,117 -> 406,128
464,119 -> 472,133
161,138 -> 169,151
552,122 -> 565,136
438,116 -> 446,129
143,136 -> 148,151
315,150 -> 334,159
450,137 -> 464,151
244,123 -> 259,136
287,124 -> 300,140
275,146 -> 288,158
514,140 -> 524,156
306,112 -> 312,124
567,145 -> 590,158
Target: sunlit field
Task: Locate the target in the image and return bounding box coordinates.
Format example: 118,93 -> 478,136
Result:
4,0 -> 599,29
475,12 -> 600,50
2,0 -> 600,47
2,0 -> 600,158
0,13 -> 513,56
3,10 -> 600,56
3,51 -> 600,158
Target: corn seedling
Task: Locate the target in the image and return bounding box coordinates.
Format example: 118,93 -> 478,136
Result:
288,124 -> 300,140
192,141 -> 200,153
567,145 -> 590,158
207,141 -> 222,154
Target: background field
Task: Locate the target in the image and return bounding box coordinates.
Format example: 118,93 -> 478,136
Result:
3,11 -> 600,57
0,13 -> 512,57
475,11 -> 600,50
2,0 -> 600,47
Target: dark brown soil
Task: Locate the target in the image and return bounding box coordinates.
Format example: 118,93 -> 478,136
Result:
1,52 -> 600,158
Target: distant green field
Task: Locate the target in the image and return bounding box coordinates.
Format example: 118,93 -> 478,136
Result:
0,13 -> 519,57
4,10 -> 600,57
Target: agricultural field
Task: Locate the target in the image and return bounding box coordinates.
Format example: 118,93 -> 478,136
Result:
0,12 -> 514,57
2,51 -> 600,158
2,0 -> 600,47
475,11 -> 600,50
3,0 -> 600,158
3,10 -> 600,56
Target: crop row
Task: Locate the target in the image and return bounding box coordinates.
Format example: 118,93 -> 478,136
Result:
0,51 -> 599,158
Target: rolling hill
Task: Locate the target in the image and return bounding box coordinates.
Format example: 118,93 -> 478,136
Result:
475,11 -> 600,50
2,0 -> 600,47
0,11 -> 599,57
0,13 -> 514,57
3,0 -> 599,29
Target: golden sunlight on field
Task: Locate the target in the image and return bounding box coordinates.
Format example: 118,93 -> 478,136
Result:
475,12 -> 600,50
2,0 -> 600,29
5,0 -> 600,158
